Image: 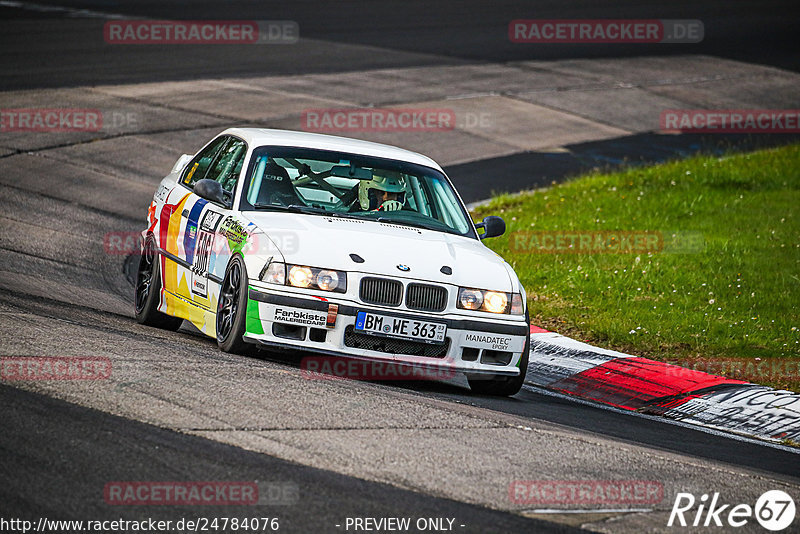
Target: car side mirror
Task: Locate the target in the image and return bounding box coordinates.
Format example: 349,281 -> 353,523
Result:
194,179 -> 227,206
172,154 -> 193,174
476,215 -> 505,239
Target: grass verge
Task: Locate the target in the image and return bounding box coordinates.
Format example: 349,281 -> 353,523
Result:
472,144 -> 800,392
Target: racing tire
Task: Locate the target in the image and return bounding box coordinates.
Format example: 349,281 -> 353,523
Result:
134,236 -> 183,331
216,255 -> 249,354
467,313 -> 529,396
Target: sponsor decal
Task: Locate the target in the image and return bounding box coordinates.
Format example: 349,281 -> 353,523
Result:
154,184 -> 170,202
274,307 -> 327,327
220,216 -> 248,248
191,271 -> 208,298
326,303 -> 338,329
464,333 -> 512,351
200,210 -> 223,232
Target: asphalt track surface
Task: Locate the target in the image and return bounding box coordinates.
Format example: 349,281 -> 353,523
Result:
0,384 -> 572,533
0,0 -> 799,90
1,2 -> 800,533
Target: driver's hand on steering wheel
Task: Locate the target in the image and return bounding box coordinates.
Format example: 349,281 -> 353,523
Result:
378,200 -> 404,211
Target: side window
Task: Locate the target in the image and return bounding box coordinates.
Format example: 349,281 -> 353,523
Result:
205,138 -> 247,196
182,136 -> 229,187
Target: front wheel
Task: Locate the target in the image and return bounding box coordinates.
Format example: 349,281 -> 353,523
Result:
134,236 -> 183,331
216,256 -> 249,354
467,314 -> 529,396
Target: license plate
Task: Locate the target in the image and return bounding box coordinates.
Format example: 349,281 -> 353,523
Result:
355,311 -> 447,344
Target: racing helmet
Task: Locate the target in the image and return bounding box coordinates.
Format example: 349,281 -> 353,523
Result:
358,171 -> 406,210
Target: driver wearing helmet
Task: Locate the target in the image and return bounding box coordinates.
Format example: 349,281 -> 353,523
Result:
358,171 -> 406,211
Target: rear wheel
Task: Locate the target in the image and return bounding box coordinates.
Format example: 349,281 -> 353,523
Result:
216,256 -> 249,354
468,314 -> 529,396
134,236 -> 183,330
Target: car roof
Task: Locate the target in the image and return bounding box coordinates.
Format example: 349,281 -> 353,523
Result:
222,128 -> 444,172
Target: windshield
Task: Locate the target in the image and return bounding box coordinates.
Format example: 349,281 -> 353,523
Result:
240,146 -> 476,238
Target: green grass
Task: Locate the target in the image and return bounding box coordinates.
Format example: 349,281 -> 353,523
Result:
472,144 -> 800,392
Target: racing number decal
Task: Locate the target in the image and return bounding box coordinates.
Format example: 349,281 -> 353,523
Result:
194,231 -> 213,274
191,229 -> 214,298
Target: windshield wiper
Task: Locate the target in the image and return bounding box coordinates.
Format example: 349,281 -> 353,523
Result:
252,204 -> 362,221
253,203 -> 325,214
376,217 -> 454,234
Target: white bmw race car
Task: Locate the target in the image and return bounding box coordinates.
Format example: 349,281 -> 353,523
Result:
135,128 -> 530,395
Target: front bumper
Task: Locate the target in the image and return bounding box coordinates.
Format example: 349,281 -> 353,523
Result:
244,286 -> 528,377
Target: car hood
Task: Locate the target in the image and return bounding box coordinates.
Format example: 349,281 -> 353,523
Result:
241,212 -> 516,291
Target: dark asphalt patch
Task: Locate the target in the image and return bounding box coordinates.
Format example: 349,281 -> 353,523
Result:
0,383 -> 576,533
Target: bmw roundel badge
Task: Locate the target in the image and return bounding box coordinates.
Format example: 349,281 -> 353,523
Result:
396,264 -> 410,272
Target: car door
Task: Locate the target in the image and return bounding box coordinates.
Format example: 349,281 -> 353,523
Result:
162,135 -> 247,334
183,136 -> 247,304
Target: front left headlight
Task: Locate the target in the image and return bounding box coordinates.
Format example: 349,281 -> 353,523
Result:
261,261 -> 347,293
457,287 -> 524,315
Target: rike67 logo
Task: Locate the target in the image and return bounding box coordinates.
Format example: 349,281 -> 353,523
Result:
668,490 -> 795,531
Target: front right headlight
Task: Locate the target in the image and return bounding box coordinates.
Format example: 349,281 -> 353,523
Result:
457,287 -> 524,315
